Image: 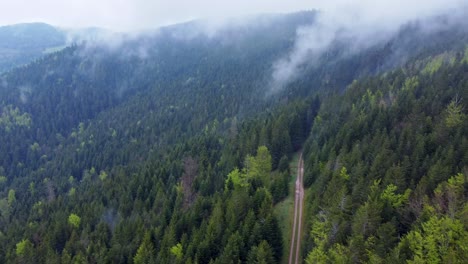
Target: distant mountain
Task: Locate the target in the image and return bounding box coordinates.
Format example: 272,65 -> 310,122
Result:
0,22 -> 67,72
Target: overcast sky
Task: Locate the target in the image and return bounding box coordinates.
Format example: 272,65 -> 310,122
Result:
0,0 -> 316,31
0,0 -> 465,31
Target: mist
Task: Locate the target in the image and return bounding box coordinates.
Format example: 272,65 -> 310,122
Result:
270,0 -> 468,92
18,0 -> 466,96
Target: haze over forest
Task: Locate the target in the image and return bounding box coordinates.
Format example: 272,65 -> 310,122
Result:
0,1 -> 467,263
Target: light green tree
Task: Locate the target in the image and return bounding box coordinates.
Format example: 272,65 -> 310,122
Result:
134,232 -> 155,264
29,182 -> 35,196
434,173 -> 465,218
422,56 -> 444,75
306,214 -> 330,264
170,243 -> 183,260
0,105 -> 32,132
0,198 -> 10,218
218,232 -> 243,264
226,146 -> 273,191
225,168 -> 249,190
381,184 -> 411,208
0,176 -> 7,186
68,187 -> 76,196
328,243 -> 350,264
99,170 -> 108,181
245,146 -> 272,187
339,166 -> 350,181
7,189 -> 16,205
247,240 -> 275,264
462,46 -> 468,64
30,142 -> 40,151
445,98 -> 464,128
402,216 -> 468,263
16,239 -> 33,256
68,213 -> 81,228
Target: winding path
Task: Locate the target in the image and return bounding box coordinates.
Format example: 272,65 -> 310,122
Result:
288,154 -> 304,264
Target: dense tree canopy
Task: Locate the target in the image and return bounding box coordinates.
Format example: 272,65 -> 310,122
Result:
0,11 -> 466,263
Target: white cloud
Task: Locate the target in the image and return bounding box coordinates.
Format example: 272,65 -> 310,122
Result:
1,0 -> 466,92
269,0 -> 468,91
1,0 -> 465,32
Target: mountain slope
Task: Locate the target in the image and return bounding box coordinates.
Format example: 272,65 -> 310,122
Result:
302,51 -> 468,263
0,23 -> 67,72
0,12 -> 316,182
0,11 -> 467,263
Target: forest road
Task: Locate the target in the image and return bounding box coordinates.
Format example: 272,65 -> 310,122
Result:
289,153 -> 304,264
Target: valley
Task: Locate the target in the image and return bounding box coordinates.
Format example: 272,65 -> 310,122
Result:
0,7 -> 467,264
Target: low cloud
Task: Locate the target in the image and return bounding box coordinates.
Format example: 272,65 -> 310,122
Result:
0,77 -> 7,88
270,0 -> 468,92
18,85 -> 32,104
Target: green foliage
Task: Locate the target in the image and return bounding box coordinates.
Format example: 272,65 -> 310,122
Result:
225,146 -> 273,190
170,243 -> 183,260
339,166 -> 350,181
380,184 -> 410,208
434,173 -> 465,218
462,45 -> 468,64
328,244 -> 350,264
68,213 -> 81,228
310,214 -> 329,247
0,12 -> 466,264
30,142 -> 40,151
247,240 -> 275,264
0,105 -> 32,132
401,216 -> 468,263
245,146 -> 272,188
0,23 -> 66,72
402,76 -> 419,91
99,170 -> 108,181
422,55 -> 444,75
306,214 -> 330,264
28,182 -> 35,195
302,54 -> 468,262
68,187 -> 76,196
0,176 -> 6,187
444,99 -> 465,128
218,232 -> 243,264
277,155 -> 290,173
134,232 -> 156,264
225,168 -> 249,190
7,189 -> 15,205
352,200 -> 382,238
16,239 -> 32,256
270,171 -> 289,203
0,198 -> 10,218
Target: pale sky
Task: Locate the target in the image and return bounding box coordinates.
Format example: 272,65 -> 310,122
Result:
0,0 -> 318,31
0,0 -> 465,31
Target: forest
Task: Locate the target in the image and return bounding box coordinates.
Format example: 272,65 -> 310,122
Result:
0,11 -> 467,263
0,23 -> 66,73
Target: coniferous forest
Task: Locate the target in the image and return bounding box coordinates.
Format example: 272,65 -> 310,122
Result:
0,10 -> 467,263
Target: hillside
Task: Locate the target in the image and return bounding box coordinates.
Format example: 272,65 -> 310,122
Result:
0,11 -> 467,263
302,53 -> 468,262
0,23 -> 67,72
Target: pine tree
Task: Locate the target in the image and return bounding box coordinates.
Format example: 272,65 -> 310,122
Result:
134,232 -> 156,264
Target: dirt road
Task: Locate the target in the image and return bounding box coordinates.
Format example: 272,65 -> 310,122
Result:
288,153 -> 304,264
